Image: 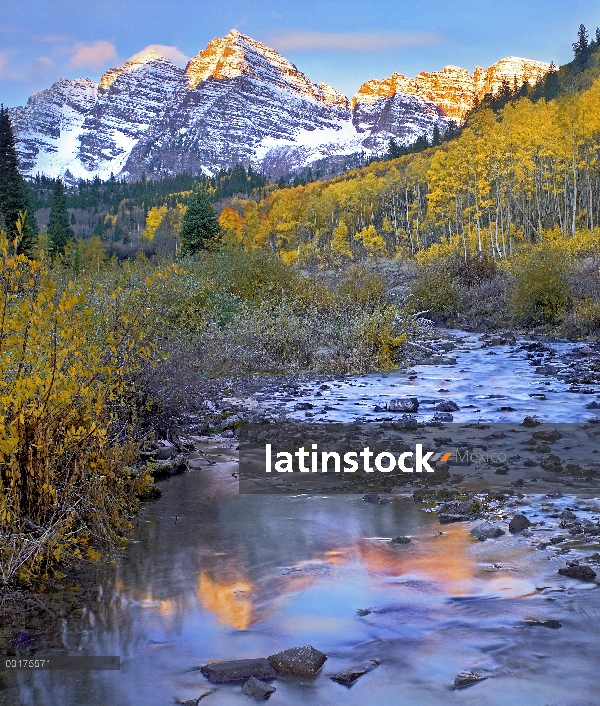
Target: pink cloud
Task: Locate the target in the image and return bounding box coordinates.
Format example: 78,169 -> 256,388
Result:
70,40 -> 118,70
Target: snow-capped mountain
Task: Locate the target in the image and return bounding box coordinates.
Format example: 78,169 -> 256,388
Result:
9,30 -> 550,181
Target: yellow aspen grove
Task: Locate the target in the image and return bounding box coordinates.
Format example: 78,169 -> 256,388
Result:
141,205 -> 167,240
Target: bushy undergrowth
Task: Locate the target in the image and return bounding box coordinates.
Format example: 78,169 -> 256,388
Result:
0,243 -> 409,584
408,231 -> 600,334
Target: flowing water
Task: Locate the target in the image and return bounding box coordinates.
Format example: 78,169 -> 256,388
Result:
11,333 -> 600,706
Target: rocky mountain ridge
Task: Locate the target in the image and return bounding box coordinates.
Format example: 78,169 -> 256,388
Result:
10,30 -> 550,181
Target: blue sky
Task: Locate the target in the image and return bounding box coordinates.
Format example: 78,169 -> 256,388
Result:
2,0 -> 600,107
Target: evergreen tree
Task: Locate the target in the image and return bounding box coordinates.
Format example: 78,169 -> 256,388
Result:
0,106 -> 37,255
573,24 -> 591,69
432,125 -> 442,146
387,138 -> 406,159
179,186 -> 221,255
541,63 -> 561,100
48,178 -> 74,256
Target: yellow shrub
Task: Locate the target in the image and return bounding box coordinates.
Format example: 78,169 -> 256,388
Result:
0,233 -> 178,584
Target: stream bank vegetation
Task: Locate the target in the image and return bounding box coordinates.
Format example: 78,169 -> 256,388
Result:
0,218 -> 412,587
3,25 -> 600,587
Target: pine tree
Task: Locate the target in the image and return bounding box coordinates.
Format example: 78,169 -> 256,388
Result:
432,125 -> 442,146
573,24 -> 591,69
179,187 -> 221,255
0,106 -> 37,255
541,63 -> 561,100
48,178 -> 74,256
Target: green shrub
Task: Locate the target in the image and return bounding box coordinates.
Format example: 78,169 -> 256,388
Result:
509,244 -> 572,325
410,265 -> 461,318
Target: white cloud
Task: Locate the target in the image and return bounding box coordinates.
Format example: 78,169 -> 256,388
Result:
135,44 -> 188,67
266,30 -> 441,52
70,40 -> 118,70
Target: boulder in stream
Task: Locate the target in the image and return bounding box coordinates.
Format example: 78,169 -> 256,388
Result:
387,398 -> 419,413
330,660 -> 379,686
453,671 -> 487,689
200,658 -> 276,683
509,514 -> 531,533
390,536 -> 411,544
558,565 -> 597,581
242,677 -> 276,699
435,400 -> 460,412
470,523 -> 505,541
268,646 -> 327,675
362,493 -> 380,504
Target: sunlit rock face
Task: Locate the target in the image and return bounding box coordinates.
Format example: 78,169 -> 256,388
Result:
352,56 -> 551,126
10,30 -> 550,181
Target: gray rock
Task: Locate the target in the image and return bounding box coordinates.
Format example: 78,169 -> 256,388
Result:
525,619 -> 562,629
438,513 -> 470,524
558,565 -> 597,581
268,646 -> 327,675
435,400 -> 460,412
586,401 -> 600,409
453,671 -> 487,689
390,536 -> 411,544
200,658 -> 277,683
470,523 -> 505,541
362,493 -> 380,504
242,677 -> 276,699
509,514 -> 531,533
536,365 -> 558,375
522,416 -> 541,427
330,660 -> 379,686
293,401 -> 313,411
387,398 -> 419,413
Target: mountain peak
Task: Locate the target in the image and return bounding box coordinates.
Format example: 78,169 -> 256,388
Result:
184,30 -> 349,108
99,49 -> 175,90
353,56 -> 551,122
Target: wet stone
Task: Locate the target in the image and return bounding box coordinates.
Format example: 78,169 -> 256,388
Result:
268,646 -> 327,675
435,400 -> 460,412
242,677 -> 276,699
453,671 -> 487,689
509,514 -> 531,533
200,659 -> 277,683
330,660 -> 379,686
558,565 -> 597,581
525,619 -> 562,629
390,536 -> 411,544
470,523 -> 505,541
362,493 -> 380,504
387,398 -> 419,413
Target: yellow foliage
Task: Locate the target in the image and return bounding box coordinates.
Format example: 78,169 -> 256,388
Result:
141,205 -> 167,241
219,207 -> 245,246
0,232 -> 178,584
356,225 -> 387,257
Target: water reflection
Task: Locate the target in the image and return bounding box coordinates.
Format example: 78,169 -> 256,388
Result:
14,332 -> 600,706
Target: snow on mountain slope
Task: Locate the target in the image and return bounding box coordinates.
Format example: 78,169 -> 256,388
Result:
10,31 -> 550,181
